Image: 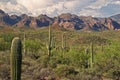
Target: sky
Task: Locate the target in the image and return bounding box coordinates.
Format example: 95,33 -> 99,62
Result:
0,0 -> 120,17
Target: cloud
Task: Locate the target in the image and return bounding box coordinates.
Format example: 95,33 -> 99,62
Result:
78,0 -> 111,17
0,0 -> 120,17
79,0 -> 120,17
111,1 -> 120,5
88,0 -> 112,9
15,0 -> 90,16
0,0 -> 17,4
0,2 -> 28,15
79,9 -> 103,17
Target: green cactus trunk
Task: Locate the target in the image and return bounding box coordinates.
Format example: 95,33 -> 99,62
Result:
10,37 -> 22,80
85,48 -> 89,68
90,42 -> 94,68
62,32 -> 64,49
48,24 -> 51,56
101,44 -> 104,52
51,36 -> 55,49
23,32 -> 26,55
62,32 -> 66,50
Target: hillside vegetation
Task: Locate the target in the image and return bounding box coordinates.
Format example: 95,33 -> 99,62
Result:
0,28 -> 120,80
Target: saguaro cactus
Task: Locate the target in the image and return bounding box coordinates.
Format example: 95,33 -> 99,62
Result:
85,48 -> 89,68
62,32 -> 64,49
62,32 -> 66,49
10,37 -> 22,80
48,23 -> 52,56
90,42 -> 94,68
23,32 -> 26,55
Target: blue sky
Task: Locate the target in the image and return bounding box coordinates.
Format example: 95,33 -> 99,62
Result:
0,0 -> 120,17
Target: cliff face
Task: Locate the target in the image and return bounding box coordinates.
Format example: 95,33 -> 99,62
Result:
0,9 -> 120,31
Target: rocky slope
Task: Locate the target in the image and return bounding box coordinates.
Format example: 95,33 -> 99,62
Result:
110,14 -> 120,24
0,9 -> 120,31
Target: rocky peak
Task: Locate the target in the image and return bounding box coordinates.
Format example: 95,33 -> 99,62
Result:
59,13 -> 78,21
0,9 -> 5,15
20,14 -> 29,19
110,14 -> 120,24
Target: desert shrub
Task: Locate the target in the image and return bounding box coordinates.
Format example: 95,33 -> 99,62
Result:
0,33 -> 14,42
25,39 -> 44,59
32,67 -> 56,80
55,65 -> 78,78
37,55 -> 50,68
75,35 -> 110,45
0,38 -> 10,51
0,64 -> 10,80
74,70 -> 102,80
94,52 -> 120,79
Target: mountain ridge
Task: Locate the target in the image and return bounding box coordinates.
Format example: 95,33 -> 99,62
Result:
0,9 -> 120,31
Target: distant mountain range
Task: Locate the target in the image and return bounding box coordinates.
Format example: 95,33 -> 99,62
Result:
0,9 -> 120,31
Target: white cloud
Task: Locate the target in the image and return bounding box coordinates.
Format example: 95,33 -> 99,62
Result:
79,9 -> 103,17
0,2 -> 28,15
0,0 -> 93,17
111,1 -> 120,5
0,0 -> 120,17
88,0 -> 112,9
80,0 -> 120,17
15,0 -> 91,16
17,0 -> 53,9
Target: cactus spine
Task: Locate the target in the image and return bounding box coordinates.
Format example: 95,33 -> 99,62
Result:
10,37 -> 22,80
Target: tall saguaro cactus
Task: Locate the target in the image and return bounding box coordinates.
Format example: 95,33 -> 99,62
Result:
62,32 -> 66,49
23,32 -> 26,55
62,32 -> 64,49
10,37 -> 22,80
85,48 -> 89,68
90,42 -> 94,68
48,23 -> 52,56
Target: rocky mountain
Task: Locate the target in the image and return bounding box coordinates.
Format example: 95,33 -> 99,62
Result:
14,14 -> 53,28
110,14 -> 120,24
0,9 -> 53,28
53,13 -> 120,31
0,9 -> 120,31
